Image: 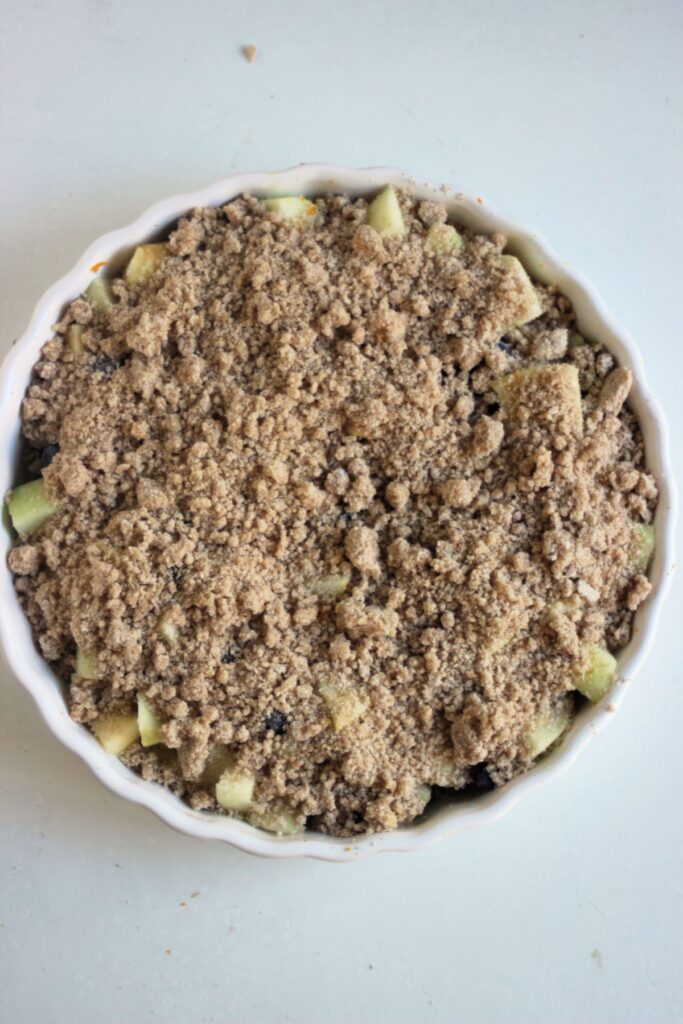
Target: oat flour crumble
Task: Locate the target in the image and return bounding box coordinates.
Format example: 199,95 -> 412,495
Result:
6,188 -> 657,836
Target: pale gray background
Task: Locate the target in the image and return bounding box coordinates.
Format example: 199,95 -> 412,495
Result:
1,1 -> 682,1022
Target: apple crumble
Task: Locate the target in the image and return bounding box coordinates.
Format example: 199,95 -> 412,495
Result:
6,187 -> 657,836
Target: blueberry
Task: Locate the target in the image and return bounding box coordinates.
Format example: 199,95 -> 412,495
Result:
497,338 -> 513,354
221,646 -> 241,665
265,710 -> 287,735
40,443 -> 60,468
94,353 -> 130,376
471,764 -> 495,791
94,357 -> 119,376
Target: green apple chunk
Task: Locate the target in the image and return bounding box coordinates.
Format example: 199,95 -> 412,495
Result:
76,647 -> 99,680
262,196 -> 318,224
125,243 -> 167,285
157,612 -> 178,644
319,680 -> 368,732
216,769 -> 255,811
309,573 -> 350,599
7,479 -> 60,539
499,254 -> 543,326
93,712 -> 139,754
137,694 -> 162,747
198,745 -> 234,786
249,805 -> 302,835
426,223 -> 463,253
527,702 -> 572,760
483,631 -> 510,657
415,783 -> 432,812
632,523 -> 655,572
494,363 -> 583,437
367,186 -> 406,237
67,324 -> 84,356
547,598 -> 580,618
85,277 -> 115,313
575,645 -> 617,703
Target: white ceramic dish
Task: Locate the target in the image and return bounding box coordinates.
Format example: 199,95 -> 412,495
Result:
0,165 -> 676,861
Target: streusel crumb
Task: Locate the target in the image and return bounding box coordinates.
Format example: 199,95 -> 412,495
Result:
8,190 -> 656,836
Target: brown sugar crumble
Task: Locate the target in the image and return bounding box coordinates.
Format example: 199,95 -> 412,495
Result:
7,189 -> 657,837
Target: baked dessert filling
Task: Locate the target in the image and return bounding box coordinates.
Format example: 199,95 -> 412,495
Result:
6,187 -> 657,837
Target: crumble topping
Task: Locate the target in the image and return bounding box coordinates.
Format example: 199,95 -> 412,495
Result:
8,190 -> 656,836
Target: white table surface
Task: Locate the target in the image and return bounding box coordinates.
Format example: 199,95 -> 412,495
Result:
1,2 -> 681,1021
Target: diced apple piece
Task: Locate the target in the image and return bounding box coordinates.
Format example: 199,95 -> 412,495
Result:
319,681 -> 368,732
124,243 -> 167,286
309,574 -> 351,599
575,645 -> 617,703
486,637 -> 506,656
85,277 -> 114,312
547,598 -> 581,618
494,363 -> 583,437
198,745 -> 234,786
216,769 -> 255,811
499,254 -> 543,326
632,523 -> 655,572
367,186 -> 405,237
426,223 -> 463,253
76,647 -> 99,681
262,196 -> 318,224
249,806 -> 302,836
137,694 -> 162,747
483,632 -> 509,657
67,324 -> 84,356
415,783 -> 432,812
527,702 -> 571,760
157,612 -> 178,644
93,712 -> 139,754
7,479 -> 60,539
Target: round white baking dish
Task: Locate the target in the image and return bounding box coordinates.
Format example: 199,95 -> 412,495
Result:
0,165 -> 676,861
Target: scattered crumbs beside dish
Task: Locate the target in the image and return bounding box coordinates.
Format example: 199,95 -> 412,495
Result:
242,44 -> 257,63
591,947 -> 603,968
